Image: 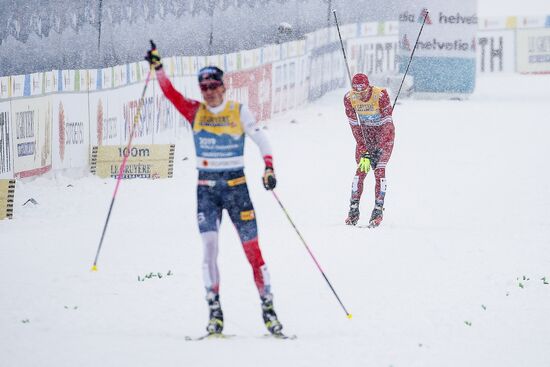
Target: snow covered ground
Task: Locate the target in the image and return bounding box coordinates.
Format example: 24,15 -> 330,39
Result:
1,73 -> 550,367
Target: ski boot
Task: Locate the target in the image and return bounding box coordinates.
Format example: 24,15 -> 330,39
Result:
261,294 -> 283,335
368,205 -> 384,228
206,292 -> 224,334
345,200 -> 360,225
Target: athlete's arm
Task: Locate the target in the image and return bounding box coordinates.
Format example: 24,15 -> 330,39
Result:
344,93 -> 367,153
241,105 -> 274,168
156,68 -> 201,124
379,89 -> 394,124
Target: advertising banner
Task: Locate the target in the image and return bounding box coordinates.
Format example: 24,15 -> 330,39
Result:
516,28 -> 550,74
153,83 -> 187,144
272,56 -> 309,116
120,83 -> 156,146
479,17 -> 508,31
0,77 -> 9,100
517,16 -> 547,29
113,65 -> 128,88
89,82 -> 156,147
0,179 -> 15,220
347,36 -> 399,77
0,101 -> 14,179
225,64 -> 272,122
10,75 -> 25,98
30,72 -> 43,96
51,94 -> 90,170
398,0 -> 477,95
477,30 -> 515,73
61,70 -> 77,92
89,89 -> 125,147
225,53 -> 240,73
339,24 -> 358,41
308,42 -> 346,101
262,45 -> 281,65
11,96 -> 52,178
44,71 -> 56,94
90,144 -> 175,179
359,22 -> 381,37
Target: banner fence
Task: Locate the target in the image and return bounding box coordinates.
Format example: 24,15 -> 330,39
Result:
0,15 -> 547,184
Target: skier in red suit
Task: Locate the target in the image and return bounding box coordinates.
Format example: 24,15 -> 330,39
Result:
343,73 -> 395,228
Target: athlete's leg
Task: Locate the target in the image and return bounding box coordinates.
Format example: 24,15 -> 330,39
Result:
225,182 -> 271,297
350,144 -> 367,203
369,123 -> 395,227
373,122 -> 395,208
197,184 -> 223,294
197,182 -> 225,333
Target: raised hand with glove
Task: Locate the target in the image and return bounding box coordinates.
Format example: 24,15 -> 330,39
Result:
144,40 -> 163,70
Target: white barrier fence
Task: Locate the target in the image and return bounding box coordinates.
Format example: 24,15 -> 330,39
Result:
0,16 -> 549,182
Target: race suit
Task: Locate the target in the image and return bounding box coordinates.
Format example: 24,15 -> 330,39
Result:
157,68 -> 273,297
343,86 -> 395,208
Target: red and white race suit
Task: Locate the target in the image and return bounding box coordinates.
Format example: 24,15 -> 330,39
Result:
343,86 -> 395,208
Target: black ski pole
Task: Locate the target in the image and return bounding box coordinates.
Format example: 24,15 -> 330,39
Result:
91,64 -> 154,272
392,10 -> 429,109
271,190 -> 352,319
333,9 -> 369,150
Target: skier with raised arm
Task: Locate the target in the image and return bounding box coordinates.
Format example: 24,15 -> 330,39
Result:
145,42 -> 285,337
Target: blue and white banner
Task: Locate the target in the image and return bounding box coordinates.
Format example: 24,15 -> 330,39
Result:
398,0 -> 477,96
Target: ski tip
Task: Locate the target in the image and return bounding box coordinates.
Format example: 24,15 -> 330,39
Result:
347,313 -> 353,320
91,265 -> 98,272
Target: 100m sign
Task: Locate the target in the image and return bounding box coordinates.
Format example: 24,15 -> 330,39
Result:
118,147 -> 150,158
91,144 -> 175,179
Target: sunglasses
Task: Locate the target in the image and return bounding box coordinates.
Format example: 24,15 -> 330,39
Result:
199,82 -> 223,91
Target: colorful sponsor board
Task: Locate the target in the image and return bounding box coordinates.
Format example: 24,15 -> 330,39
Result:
398,0 -> 477,94
225,64 -> 272,122
0,102 -> 14,179
516,28 -> 550,73
0,179 -> 15,220
477,30 -> 516,73
51,94 -> 90,170
11,97 -> 52,178
90,144 -> 175,179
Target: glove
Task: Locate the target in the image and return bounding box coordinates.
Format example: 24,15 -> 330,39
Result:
262,167 -> 277,190
145,40 -> 163,70
358,152 -> 371,173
